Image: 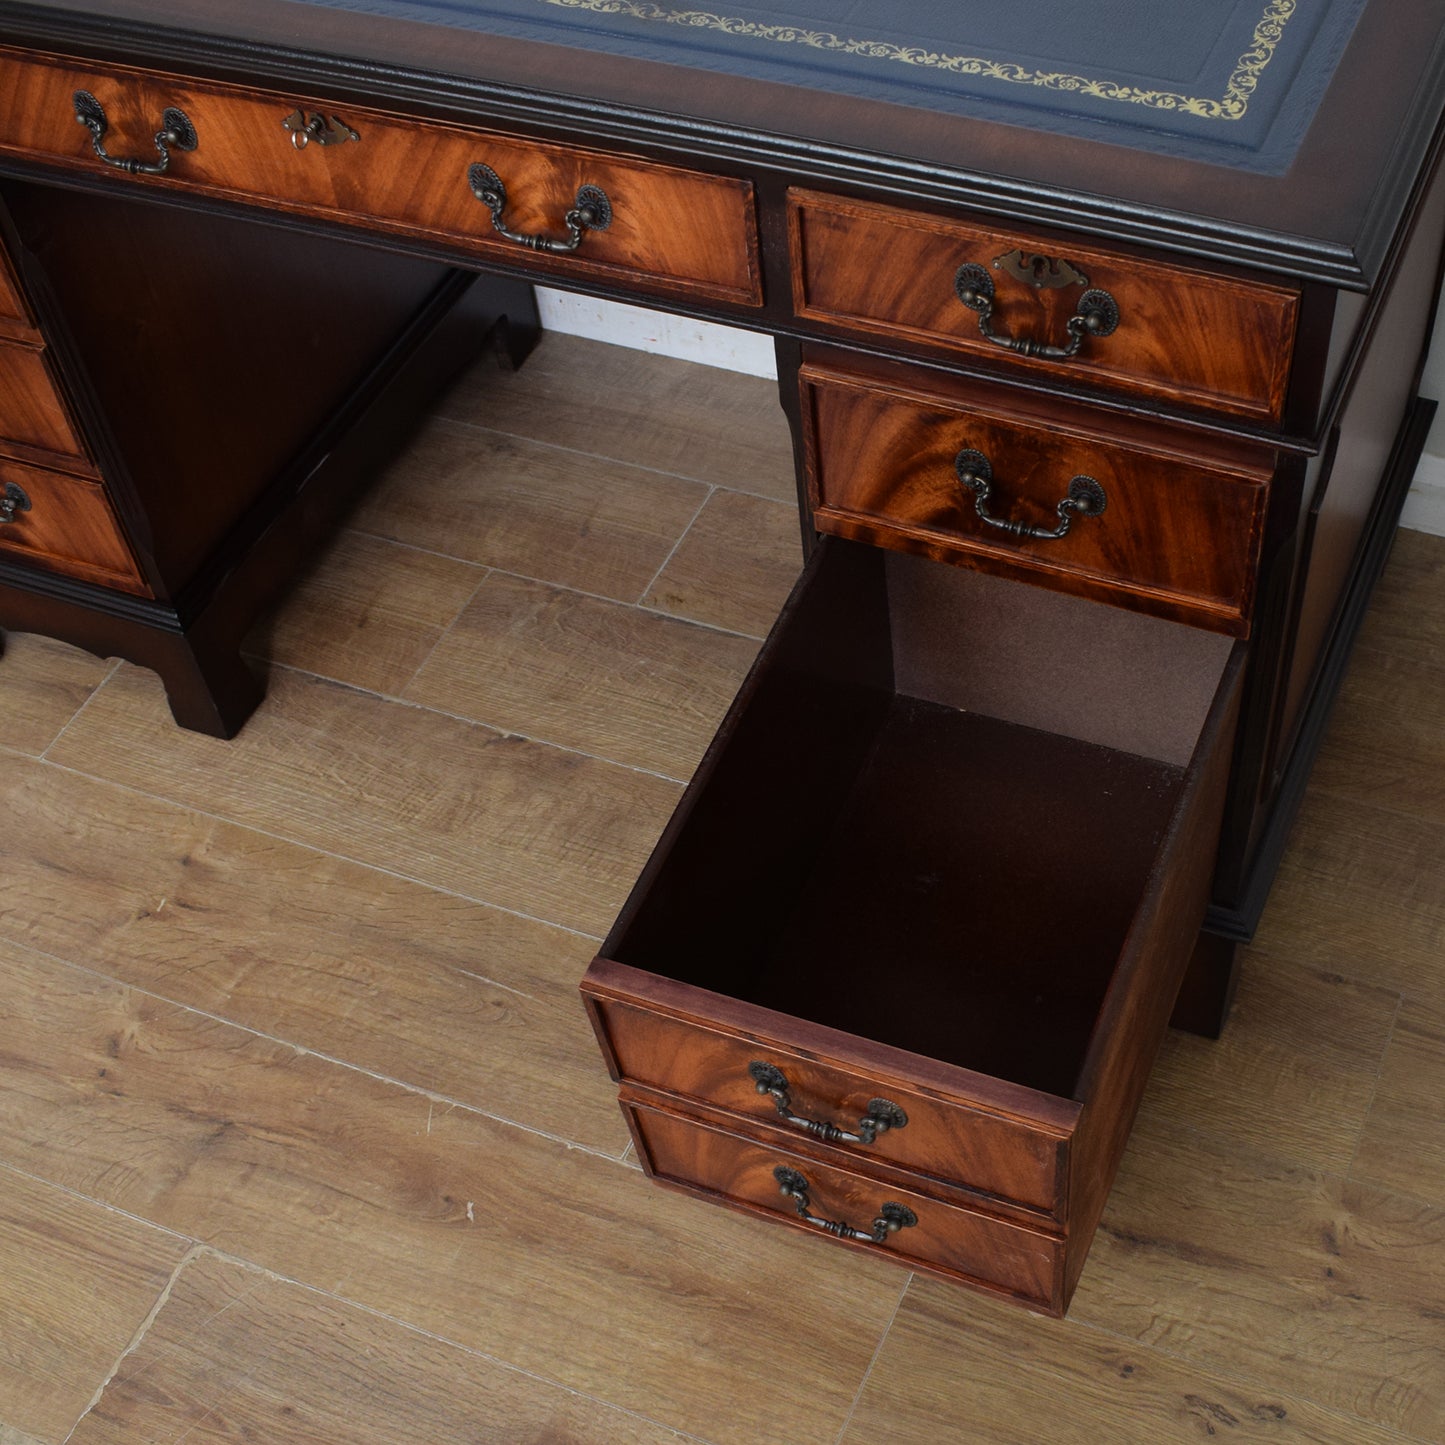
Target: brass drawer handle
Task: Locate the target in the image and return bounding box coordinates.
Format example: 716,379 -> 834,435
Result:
73,90 -> 197,176
282,109 -> 360,150
0,481 -> 32,524
467,162 -> 612,254
749,1061 -> 907,1145
773,1166 -> 917,1245
954,448 -> 1107,541
954,261 -> 1119,361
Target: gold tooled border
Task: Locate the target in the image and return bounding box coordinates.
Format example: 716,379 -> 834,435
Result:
534,0 -> 1296,121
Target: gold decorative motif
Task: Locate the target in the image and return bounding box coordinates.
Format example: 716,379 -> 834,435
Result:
532,0 -> 1297,121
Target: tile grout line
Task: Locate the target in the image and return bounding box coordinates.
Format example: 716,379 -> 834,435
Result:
429,403 -> 791,502
333,528 -> 767,638
236,655 -> 697,786
63,1242 -> 207,1444
388,563 -> 495,700
31,754 -> 610,943
831,1275 -> 912,1445
635,483 -> 717,607
38,657 -> 124,763
178,1244 -> 725,1445
4,935 -> 636,1167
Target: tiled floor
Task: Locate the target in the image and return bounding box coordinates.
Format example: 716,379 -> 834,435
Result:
0,334 -> 1441,1443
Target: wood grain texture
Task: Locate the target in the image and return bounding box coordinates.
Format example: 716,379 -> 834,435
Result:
0,629 -> 112,754
1137,954 -> 1400,1173
1308,643 -> 1445,826
643,488 -> 802,637
626,1094 -> 1062,1310
842,1277 -> 1421,1445
587,983 -> 1072,1220
789,190 -> 1300,421
69,1250 -> 694,1445
1353,992 -> 1445,1203
437,333 -> 797,502
803,360 -> 1272,633
0,942 -> 904,1445
0,458 -> 145,592
404,571 -> 759,779
45,661 -> 679,937
0,342 -> 90,466
0,47 -> 761,305
0,753 -> 628,1155
245,529 -> 485,697
1072,1128 -> 1445,1440
0,1164 -> 187,1443
0,348 -> 1438,1445
0,238 -> 33,336
1250,789 -> 1445,998
352,413 -> 708,602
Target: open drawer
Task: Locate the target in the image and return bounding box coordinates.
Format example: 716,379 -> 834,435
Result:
583,537 -> 1244,1314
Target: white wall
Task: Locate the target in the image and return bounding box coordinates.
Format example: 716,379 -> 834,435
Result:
1405,287 -> 1445,535
538,288 -> 1445,538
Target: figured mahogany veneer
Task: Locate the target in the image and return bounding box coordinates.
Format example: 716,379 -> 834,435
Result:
586,987 -> 1070,1221
0,47 -> 761,307
0,241 -> 32,338
584,538 -> 1246,1313
0,455 -> 145,591
789,190 -> 1301,422
0,338 -> 93,471
623,1090 -> 1063,1310
801,355 -> 1273,636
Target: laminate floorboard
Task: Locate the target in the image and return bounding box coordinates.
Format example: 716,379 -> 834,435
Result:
0,336 -> 1441,1444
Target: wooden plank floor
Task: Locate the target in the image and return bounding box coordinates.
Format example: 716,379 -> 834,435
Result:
0,333 -> 1441,1444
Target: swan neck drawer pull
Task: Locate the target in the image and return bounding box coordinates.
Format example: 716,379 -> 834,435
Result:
0,481 -> 32,525
773,1166 -> 918,1245
748,1061 -> 907,1145
73,90 -> 197,176
467,162 -> 612,253
954,448 -> 1107,542
954,260 -> 1119,361
282,109 -> 360,150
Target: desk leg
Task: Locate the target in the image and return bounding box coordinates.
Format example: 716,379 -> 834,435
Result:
1169,930 -> 1241,1039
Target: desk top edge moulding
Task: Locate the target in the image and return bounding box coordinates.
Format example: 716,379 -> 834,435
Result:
0,0 -> 1443,286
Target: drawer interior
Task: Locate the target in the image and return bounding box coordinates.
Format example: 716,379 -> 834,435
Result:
603,538 -> 1236,1101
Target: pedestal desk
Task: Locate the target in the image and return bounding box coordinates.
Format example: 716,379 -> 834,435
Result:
1,0 -> 1442,1313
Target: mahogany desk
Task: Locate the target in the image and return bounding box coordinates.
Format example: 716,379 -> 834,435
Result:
0,0 -> 1442,1311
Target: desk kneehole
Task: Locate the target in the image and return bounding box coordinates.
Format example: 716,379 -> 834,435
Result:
583,537 -> 1245,1315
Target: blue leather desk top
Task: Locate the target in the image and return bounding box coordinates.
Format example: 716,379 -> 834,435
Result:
287,0 -> 1367,173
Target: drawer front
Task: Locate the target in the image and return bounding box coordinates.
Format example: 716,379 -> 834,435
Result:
625,1092 -> 1063,1311
789,190 -> 1299,422
0,49 -> 761,307
0,457 -> 147,593
0,244 -> 34,340
586,982 -> 1070,1221
0,342 -> 91,468
803,361 -> 1273,635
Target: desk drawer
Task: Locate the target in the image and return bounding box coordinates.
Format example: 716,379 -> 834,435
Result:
789,190 -> 1299,422
584,537 -> 1245,1313
0,456 -> 147,592
587,985 -> 1069,1221
0,340 -> 92,470
802,358 -> 1274,635
0,244 -> 35,340
623,1090 -> 1062,1311
0,49 -> 761,307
